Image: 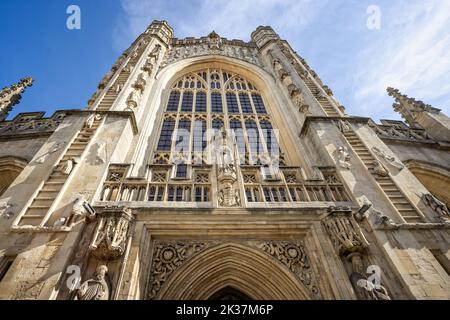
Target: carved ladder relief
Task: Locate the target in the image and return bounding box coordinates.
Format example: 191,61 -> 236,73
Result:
14,115 -> 104,228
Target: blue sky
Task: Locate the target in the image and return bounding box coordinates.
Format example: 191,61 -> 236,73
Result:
1,0 -> 449,121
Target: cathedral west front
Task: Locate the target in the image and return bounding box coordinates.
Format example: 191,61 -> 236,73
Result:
0,21 -> 449,300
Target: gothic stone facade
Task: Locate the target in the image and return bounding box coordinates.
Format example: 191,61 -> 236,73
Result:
0,21 -> 449,300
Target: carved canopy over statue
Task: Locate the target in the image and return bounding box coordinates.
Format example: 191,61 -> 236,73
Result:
89,207 -> 133,260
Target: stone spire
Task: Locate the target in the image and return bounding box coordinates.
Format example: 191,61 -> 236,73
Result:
387,87 -> 440,128
387,87 -> 450,142
0,77 -> 33,121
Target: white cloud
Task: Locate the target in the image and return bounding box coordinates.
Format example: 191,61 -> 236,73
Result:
351,0 -> 450,118
114,0 -> 450,120
114,0 -> 329,48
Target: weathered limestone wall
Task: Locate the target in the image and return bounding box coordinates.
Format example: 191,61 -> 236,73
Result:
0,137 -> 48,162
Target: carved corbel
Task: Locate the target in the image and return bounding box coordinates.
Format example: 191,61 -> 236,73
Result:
89,206 -> 134,261
322,206 -> 369,256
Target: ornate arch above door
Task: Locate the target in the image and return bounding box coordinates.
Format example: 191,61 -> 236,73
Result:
147,241 -> 320,300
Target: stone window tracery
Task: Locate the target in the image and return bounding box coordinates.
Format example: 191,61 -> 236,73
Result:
153,68 -> 283,167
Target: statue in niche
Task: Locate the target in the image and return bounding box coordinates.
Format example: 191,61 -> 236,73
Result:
337,146 -> 351,170
74,265 -> 109,300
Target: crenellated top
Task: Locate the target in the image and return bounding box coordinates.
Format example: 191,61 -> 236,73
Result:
160,31 -> 263,69
0,111 -> 67,139
145,20 -> 174,48
251,26 -> 280,50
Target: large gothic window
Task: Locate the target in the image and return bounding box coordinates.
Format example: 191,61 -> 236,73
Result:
153,68 -> 283,166
101,69 -> 350,204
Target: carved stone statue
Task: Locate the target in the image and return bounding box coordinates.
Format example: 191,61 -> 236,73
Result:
422,193 -> 450,219
126,90 -> 141,109
149,44 -> 162,58
336,120 -> 352,133
372,160 -> 388,177
372,147 -> 404,170
0,202 -> 14,220
85,114 -> 102,129
351,271 -> 391,300
133,73 -> 147,91
60,157 -> 78,175
213,127 -> 241,207
74,265 -> 109,300
323,207 -> 369,255
337,146 -> 351,170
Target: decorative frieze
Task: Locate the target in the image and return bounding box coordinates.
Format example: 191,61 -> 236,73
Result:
371,122 -> 435,143
161,32 -> 262,69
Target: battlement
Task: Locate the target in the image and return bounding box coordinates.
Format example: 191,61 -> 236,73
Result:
0,110 -> 70,139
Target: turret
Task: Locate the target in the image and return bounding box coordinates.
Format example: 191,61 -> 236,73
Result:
0,77 -> 33,121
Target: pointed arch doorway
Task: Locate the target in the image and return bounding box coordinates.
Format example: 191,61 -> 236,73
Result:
154,243 -> 313,300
